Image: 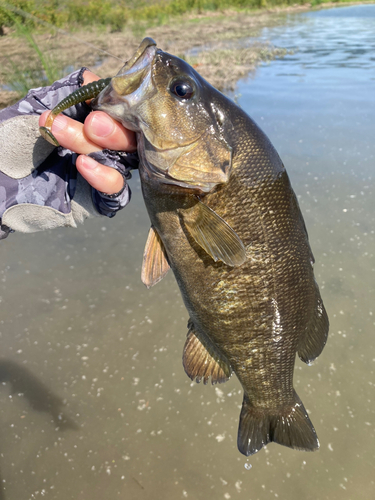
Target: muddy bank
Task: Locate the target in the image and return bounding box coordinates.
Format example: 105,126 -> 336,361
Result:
0,5 -> 311,108
1,2 -> 369,108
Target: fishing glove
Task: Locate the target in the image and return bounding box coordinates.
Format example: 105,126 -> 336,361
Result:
0,68 -> 138,240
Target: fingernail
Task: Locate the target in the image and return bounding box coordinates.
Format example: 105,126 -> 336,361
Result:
52,114 -> 68,132
81,155 -> 98,170
90,113 -> 115,137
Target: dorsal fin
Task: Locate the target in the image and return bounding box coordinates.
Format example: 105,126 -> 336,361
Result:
180,201 -> 246,267
183,320 -> 233,385
141,226 -> 170,288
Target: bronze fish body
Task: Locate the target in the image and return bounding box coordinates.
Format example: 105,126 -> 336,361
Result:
92,38 -> 329,456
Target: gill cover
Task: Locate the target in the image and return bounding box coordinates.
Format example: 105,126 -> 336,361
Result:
142,129 -> 232,192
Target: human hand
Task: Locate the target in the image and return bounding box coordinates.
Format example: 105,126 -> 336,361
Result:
39,70 -> 136,195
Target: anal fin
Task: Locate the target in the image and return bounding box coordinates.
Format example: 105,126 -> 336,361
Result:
180,200 -> 246,267
141,226 -> 170,288
183,320 -> 232,385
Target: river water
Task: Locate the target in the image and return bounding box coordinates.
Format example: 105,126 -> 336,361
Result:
0,4 -> 374,499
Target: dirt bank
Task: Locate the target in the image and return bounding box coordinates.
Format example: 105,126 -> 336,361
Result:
0,3 -> 352,108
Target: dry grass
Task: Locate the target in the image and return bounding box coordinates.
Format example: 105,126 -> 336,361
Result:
0,5 -> 303,108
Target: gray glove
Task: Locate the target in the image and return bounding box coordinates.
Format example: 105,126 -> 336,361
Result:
0,68 -> 138,240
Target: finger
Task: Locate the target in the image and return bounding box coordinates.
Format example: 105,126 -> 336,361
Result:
38,68 -> 101,141
82,70 -> 100,86
84,111 -> 137,152
76,155 -> 124,195
83,71 -> 137,151
39,110 -> 102,155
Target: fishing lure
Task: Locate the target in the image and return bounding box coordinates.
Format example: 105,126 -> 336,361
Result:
39,77 -> 112,146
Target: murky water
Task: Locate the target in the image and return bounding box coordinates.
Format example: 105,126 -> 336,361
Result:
1,4 -> 375,499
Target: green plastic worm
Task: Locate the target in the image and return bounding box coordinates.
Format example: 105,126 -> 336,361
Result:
39,77 -> 112,147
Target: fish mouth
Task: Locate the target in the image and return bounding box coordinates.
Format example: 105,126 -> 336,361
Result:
116,37 -> 157,76
112,37 -> 157,96
91,37 -> 157,126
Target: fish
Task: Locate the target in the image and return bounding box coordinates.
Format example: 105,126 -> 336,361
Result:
41,37 -> 329,456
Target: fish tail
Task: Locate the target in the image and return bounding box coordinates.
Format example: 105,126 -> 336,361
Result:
237,391 -> 319,456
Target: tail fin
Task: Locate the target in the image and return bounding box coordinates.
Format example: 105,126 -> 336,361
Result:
237,391 -> 319,456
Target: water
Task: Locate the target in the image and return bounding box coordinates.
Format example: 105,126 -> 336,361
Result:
0,4 -> 375,499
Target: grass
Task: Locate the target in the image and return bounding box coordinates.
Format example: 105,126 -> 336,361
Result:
0,0 -> 369,34
0,0 -> 369,105
1,8 -> 62,95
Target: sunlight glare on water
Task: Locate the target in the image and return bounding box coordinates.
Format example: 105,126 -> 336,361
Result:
0,4 -> 374,499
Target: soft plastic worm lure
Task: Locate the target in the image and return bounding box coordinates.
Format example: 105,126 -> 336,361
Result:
39,77 -> 112,146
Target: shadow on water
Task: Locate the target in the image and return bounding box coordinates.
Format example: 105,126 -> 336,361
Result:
0,360 -> 78,431
0,360 -> 79,499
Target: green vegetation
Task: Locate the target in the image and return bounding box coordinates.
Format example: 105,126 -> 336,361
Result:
0,0 -> 359,34
0,8 -> 62,100
0,0 -> 368,106
3,8 -> 62,94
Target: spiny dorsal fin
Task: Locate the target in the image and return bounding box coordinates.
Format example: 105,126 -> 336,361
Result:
298,284 -> 329,364
183,320 -> 233,385
141,226 -> 170,288
180,201 -> 246,267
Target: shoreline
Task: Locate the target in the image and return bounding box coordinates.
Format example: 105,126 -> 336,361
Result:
0,1 -> 371,108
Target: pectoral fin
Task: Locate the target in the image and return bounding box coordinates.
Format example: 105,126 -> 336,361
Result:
141,226 -> 170,288
180,201 -> 246,267
183,320 -> 233,385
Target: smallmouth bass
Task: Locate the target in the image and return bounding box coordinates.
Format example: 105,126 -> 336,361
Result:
42,38 -> 329,456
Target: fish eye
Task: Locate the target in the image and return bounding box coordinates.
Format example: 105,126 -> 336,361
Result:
170,79 -> 195,100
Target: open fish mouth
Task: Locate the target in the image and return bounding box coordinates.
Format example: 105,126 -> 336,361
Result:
116,37 -> 157,77
91,37 -> 157,125
112,37 -> 157,97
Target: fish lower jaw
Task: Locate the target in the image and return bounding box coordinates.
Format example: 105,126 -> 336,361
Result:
92,101 -> 132,125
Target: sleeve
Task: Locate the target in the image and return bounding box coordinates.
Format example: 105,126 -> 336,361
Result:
0,69 -> 138,240
88,149 -> 139,218
0,68 -> 90,122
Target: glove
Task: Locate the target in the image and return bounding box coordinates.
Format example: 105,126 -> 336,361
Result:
0,68 -> 138,240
